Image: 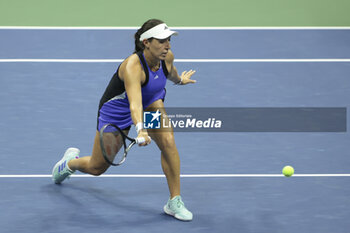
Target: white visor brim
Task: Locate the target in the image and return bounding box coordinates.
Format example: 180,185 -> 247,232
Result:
139,23 -> 178,41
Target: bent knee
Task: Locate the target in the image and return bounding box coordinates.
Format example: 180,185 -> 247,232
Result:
156,133 -> 176,151
88,165 -> 108,176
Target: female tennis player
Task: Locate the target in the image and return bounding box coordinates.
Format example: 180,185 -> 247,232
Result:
52,19 -> 196,221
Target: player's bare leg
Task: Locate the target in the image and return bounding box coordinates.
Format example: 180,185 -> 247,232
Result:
145,99 -> 192,221
145,100 -> 180,198
67,131 -> 110,176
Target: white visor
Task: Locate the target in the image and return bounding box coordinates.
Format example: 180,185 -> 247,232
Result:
139,23 -> 178,41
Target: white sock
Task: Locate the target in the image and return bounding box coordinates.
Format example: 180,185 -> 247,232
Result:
66,161 -> 74,173
171,195 -> 180,201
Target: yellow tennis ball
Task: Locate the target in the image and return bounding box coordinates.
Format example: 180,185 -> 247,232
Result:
282,166 -> 294,177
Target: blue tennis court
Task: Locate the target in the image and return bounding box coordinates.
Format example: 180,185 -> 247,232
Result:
0,28 -> 350,233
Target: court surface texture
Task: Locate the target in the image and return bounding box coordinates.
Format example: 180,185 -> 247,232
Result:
0,28 -> 350,233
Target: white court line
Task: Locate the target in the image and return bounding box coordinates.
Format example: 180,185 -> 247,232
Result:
0,174 -> 350,178
1,59 -> 350,63
0,26 -> 350,30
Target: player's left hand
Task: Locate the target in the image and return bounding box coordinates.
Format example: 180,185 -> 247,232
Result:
180,70 -> 196,85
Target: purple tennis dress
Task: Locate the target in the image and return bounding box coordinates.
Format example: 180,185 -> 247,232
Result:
97,51 -> 168,130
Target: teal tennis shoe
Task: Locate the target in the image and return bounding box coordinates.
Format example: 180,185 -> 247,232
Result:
52,148 -> 80,184
163,196 -> 193,221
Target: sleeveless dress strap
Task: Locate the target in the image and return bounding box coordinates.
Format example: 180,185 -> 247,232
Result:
136,51 -> 150,87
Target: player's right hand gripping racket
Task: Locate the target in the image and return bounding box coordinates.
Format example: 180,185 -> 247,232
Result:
99,123 -> 148,166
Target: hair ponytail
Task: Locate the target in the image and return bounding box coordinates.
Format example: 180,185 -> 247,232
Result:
134,29 -> 144,53
134,19 -> 164,53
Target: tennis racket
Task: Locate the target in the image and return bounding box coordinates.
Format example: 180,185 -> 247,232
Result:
99,123 -> 148,166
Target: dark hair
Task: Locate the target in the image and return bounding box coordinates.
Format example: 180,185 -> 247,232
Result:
134,19 -> 164,53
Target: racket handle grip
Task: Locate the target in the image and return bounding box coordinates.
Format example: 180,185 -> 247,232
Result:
135,136 -> 151,145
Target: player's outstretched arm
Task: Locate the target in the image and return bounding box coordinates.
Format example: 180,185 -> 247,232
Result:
165,50 -> 197,85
